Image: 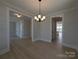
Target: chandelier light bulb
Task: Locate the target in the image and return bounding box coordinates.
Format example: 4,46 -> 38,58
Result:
43,16 -> 46,19
38,14 -> 41,18
34,16 -> 39,21
41,16 -> 46,21
34,16 -> 38,19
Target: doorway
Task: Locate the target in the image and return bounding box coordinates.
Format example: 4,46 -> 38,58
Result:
52,17 -> 62,43
9,11 -> 32,41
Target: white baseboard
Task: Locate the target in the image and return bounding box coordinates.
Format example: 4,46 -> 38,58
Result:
10,36 -> 31,40
32,38 -> 39,42
62,43 -> 78,51
10,37 -> 20,40
40,39 -> 51,43
0,48 -> 9,55
32,38 -> 51,43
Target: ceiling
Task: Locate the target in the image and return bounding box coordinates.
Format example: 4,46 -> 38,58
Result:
2,0 -> 77,15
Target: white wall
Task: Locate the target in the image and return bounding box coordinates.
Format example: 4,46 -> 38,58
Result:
22,17 -> 31,38
41,8 -> 78,49
50,8 -> 78,50
10,22 -> 16,38
33,7 -> 77,50
40,17 -> 51,42
32,19 -> 40,41
0,4 -> 9,55
62,8 -> 78,50
32,17 -> 51,42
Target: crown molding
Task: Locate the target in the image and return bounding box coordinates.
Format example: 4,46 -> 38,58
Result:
48,6 -> 77,16
0,0 -> 34,17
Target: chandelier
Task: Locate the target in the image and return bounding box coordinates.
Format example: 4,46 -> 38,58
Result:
34,0 -> 46,22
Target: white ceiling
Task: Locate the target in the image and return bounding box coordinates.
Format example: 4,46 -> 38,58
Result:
2,0 -> 77,15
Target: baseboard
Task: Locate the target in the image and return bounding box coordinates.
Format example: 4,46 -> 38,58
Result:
40,39 -> 51,43
32,38 -> 51,43
32,38 -> 40,42
62,43 -> 78,51
0,48 -> 9,55
10,37 -> 20,40
10,36 -> 31,40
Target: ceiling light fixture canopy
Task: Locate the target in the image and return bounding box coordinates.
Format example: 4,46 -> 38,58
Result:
34,0 -> 46,22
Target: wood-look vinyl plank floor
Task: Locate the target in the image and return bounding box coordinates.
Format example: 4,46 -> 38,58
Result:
0,39 -> 77,59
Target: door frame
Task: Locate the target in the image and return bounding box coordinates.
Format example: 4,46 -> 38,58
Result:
52,17 -> 62,40
50,14 -> 64,42
8,8 -> 33,40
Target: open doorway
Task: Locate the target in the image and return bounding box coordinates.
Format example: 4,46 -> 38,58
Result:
52,17 -> 63,43
9,11 -> 32,42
